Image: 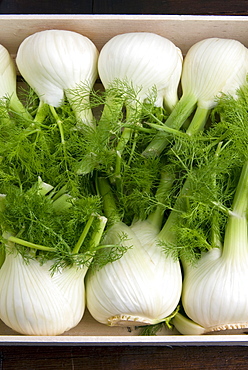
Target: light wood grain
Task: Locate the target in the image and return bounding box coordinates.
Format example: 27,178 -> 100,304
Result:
0,15 -> 248,57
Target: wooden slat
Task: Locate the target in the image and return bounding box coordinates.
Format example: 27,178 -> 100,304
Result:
0,14 -> 248,57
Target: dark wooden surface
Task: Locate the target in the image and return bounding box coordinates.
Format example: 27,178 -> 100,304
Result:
0,0 -> 248,15
1,1 -> 248,369
0,344 -> 248,369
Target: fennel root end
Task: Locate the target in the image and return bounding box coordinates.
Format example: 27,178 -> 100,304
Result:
107,314 -> 161,327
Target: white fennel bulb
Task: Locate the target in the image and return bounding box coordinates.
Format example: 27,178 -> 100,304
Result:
181,37 -> 248,111
16,29 -> 99,126
143,37 -> 248,157
0,44 -> 31,119
86,177 -> 182,327
0,248 -> 87,335
130,218 -> 160,246
0,44 -> 17,100
181,245 -> 248,332
86,216 -> 182,326
96,32 -> 182,182
0,178 -> 107,336
177,161 -> 248,334
98,32 -> 183,111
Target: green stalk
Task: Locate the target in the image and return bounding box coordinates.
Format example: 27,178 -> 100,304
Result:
74,93 -> 125,176
127,129 -> 139,166
88,215 -> 108,252
171,312 -> 206,335
157,176 -> 192,250
7,235 -> 56,252
209,142 -> 223,248
148,106 -> 212,248
34,101 -> 50,123
230,160 -> 248,217
142,93 -> 197,157
72,214 -> 95,254
49,105 -> 73,185
49,105 -> 65,144
147,169 -> 175,230
98,94 -> 124,126
52,193 -> 72,213
36,177 -> 54,196
222,160 -> 248,260
186,106 -> 210,136
66,91 -> 96,131
9,93 -> 33,121
49,185 -> 67,201
114,126 -> 132,183
159,93 -> 198,130
157,207 -> 180,247
112,102 -> 142,187
97,177 -> 121,225
145,122 -> 187,138
99,88 -> 143,186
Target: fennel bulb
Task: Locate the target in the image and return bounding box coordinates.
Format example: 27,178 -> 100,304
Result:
0,246 -> 87,335
0,44 -> 31,120
86,220 -> 182,326
95,32 -> 182,183
16,29 -> 99,127
177,161 -> 248,333
181,37 -> 248,112
98,32 -> 183,112
143,37 -> 248,156
0,178 -> 107,335
86,178 -> 182,326
170,84 -> 248,334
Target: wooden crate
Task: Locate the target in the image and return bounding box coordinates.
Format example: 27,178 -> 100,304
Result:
1,14 -> 248,346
